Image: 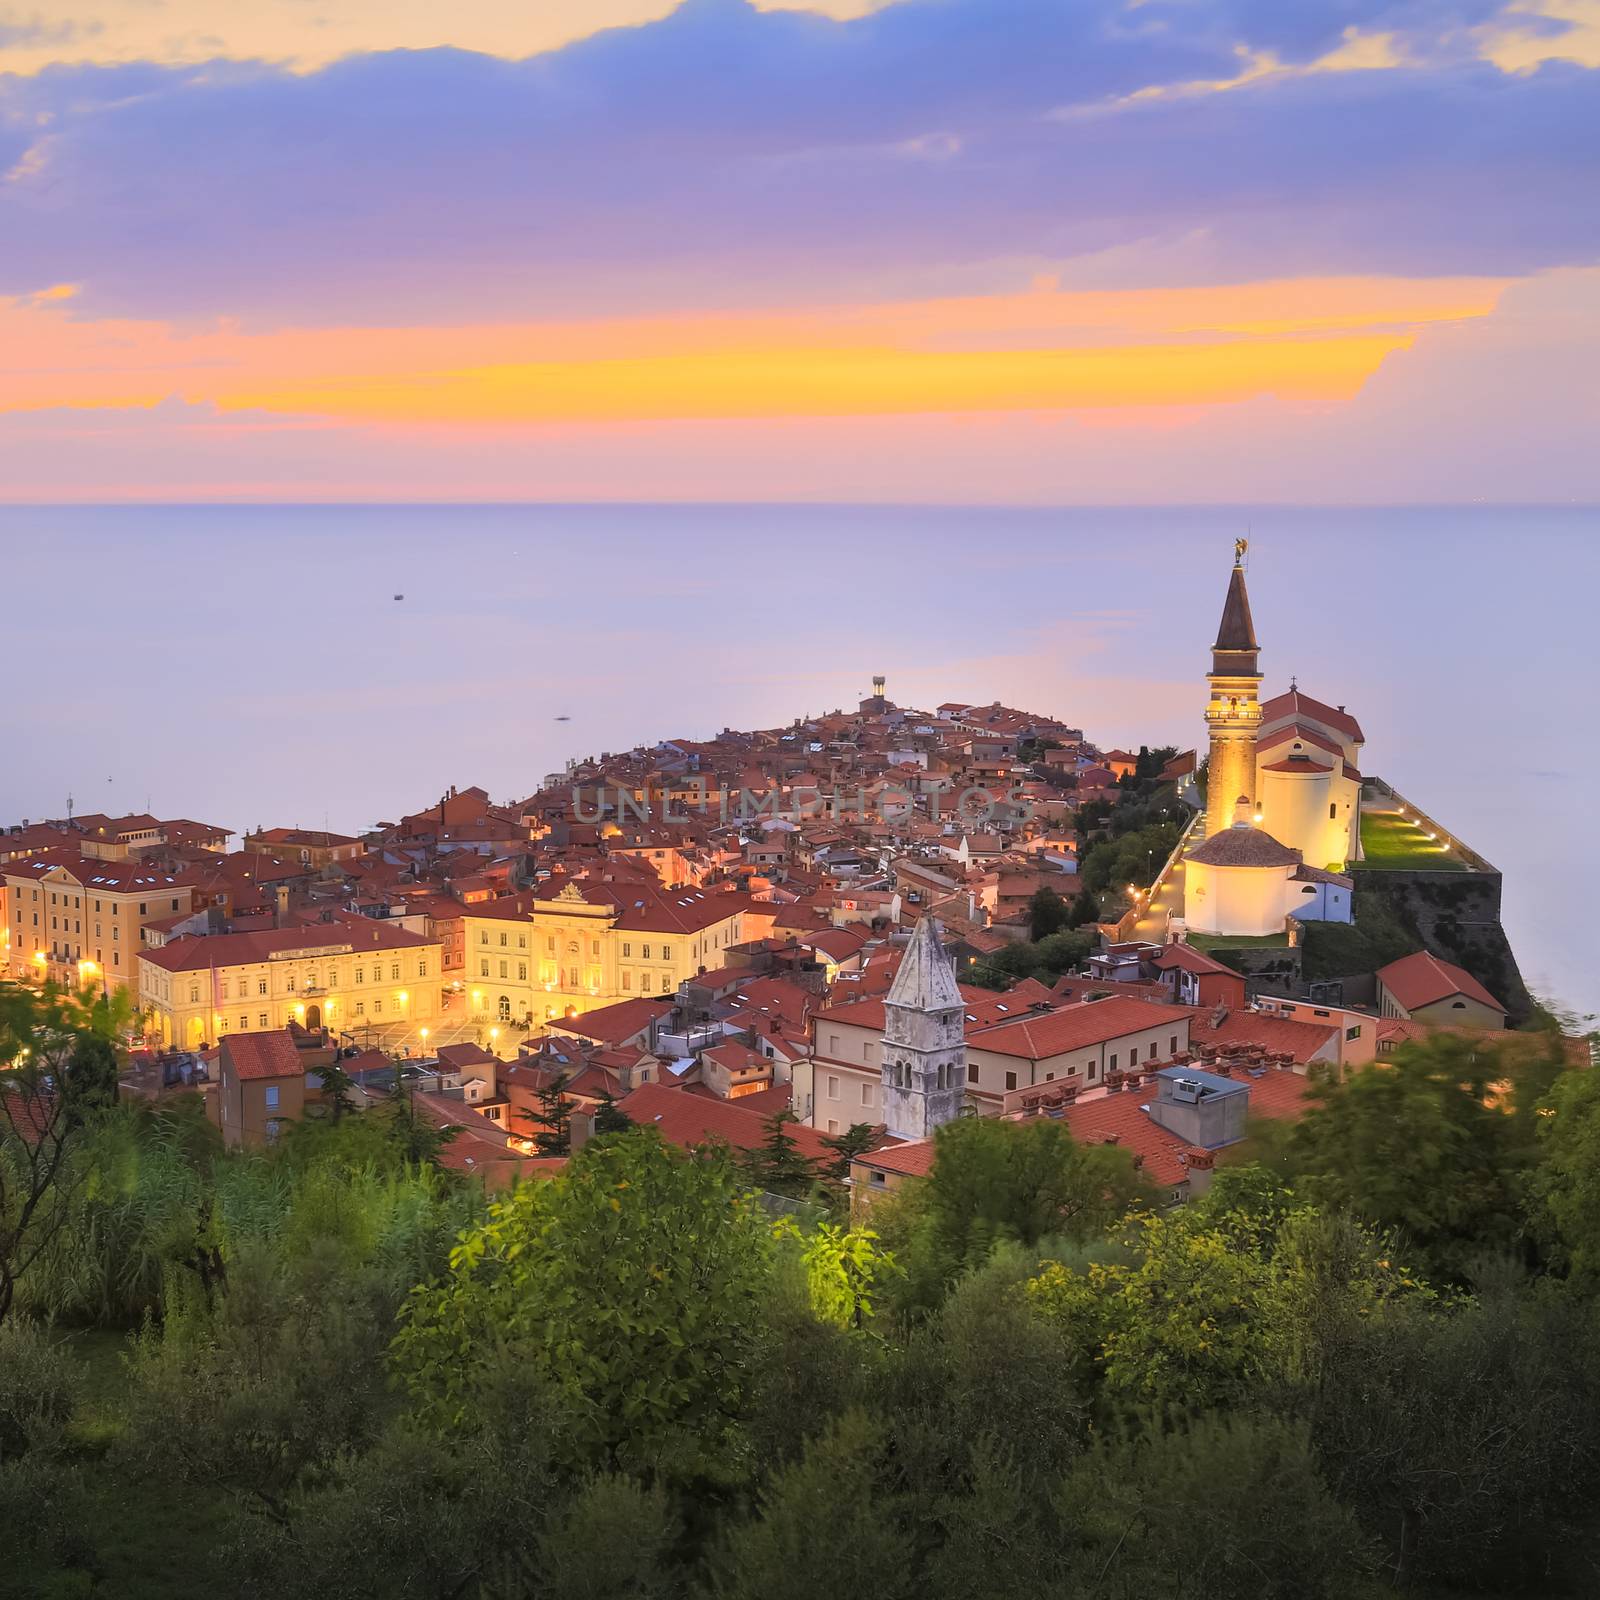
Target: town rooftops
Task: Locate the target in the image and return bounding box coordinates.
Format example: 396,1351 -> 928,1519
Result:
1186,825 -> 1301,869
1376,950 -> 1506,1015
220,1030 -> 305,1082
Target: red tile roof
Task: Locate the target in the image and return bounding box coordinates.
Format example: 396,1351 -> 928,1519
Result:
1258,688 -> 1365,745
139,920 -> 433,973
616,1081 -> 832,1160
546,996 -> 673,1046
968,996 -> 1191,1062
221,1030 -> 305,1082
1151,943 -> 1241,980
1188,1008 -> 1337,1064
1376,950 -> 1505,1015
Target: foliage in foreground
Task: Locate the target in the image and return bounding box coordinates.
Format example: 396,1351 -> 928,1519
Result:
2,989 -> 1599,1598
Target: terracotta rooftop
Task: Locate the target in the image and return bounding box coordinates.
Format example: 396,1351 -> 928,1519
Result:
139,920 -> 433,973
1376,950 -> 1505,1015
616,1081 -> 832,1161
968,995 -> 1191,1061
221,1030 -> 305,1082
1187,825 -> 1300,869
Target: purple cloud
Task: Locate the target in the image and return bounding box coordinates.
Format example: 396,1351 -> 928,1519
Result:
0,0 -> 1596,326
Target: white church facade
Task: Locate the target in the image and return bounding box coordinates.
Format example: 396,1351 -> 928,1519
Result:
1183,544 -> 1357,938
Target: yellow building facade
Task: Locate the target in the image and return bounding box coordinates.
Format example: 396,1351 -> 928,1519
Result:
5,851 -> 196,998
139,922 -> 442,1048
459,881 -> 749,1029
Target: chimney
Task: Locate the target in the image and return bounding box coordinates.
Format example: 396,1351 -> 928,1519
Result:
1210,1003 -> 1230,1029
274,884 -> 290,928
568,1107 -> 595,1151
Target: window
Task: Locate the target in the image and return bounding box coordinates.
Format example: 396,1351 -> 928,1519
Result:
418,959 -> 427,976
967,1063 -> 978,1083
1004,1071 -> 1017,1091
860,1082 -> 872,1105
642,944 -> 651,960
499,960 -> 508,979
662,944 -> 671,960
499,932 -> 507,947
258,1013 -> 267,1028
518,962 -> 527,981
480,959 -> 489,976
355,1001 -> 365,1015
391,962 -> 400,979
286,975 -> 296,992
828,1032 -> 840,1053
826,1075 -> 840,1099
1329,803 -> 1337,819
189,984 -> 200,1004
591,940 -> 599,956
1109,1053 -> 1118,1071
258,979 -> 268,996
622,972 -> 632,991
623,942 -> 632,958
479,931 -> 488,945
373,999 -> 383,1014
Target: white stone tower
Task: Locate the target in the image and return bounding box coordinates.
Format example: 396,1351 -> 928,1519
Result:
879,916 -> 967,1139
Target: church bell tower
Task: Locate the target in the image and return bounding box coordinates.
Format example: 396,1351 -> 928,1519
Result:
1204,541 -> 1262,838
879,916 -> 967,1140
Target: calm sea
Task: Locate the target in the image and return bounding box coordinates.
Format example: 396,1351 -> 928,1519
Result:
2,504 -> 1594,1019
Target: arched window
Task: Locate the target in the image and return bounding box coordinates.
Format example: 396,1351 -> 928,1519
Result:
498,994 -> 512,1021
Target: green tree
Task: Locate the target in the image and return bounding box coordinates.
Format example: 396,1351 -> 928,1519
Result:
0,981 -> 126,1323
1530,1063 -> 1600,1285
740,1109 -> 822,1199
1285,1034 -> 1526,1280
521,1070 -> 573,1156
1067,887 -> 1102,929
592,1088 -> 632,1136
819,1121 -> 878,1181
315,1056 -> 358,1122
1059,1412 -> 1377,1599
884,1116 -> 1149,1311
1027,884 -> 1069,941
392,1130 -> 774,1480
704,1411 -> 916,1600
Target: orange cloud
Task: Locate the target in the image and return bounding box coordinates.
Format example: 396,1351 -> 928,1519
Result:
0,275 -> 1508,423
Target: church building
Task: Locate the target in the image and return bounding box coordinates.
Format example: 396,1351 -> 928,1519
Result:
1183,545 -> 1357,938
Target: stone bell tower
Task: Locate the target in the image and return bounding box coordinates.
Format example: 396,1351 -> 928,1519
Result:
1204,540 -> 1262,838
879,916 -> 967,1140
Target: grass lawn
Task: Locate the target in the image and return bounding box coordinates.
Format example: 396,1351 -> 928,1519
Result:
1186,931 -> 1290,951
1354,810 -> 1468,871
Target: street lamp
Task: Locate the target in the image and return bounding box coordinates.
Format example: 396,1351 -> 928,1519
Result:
420,1026 -> 429,1054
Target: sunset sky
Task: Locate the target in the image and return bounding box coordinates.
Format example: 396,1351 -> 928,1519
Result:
3,0 -> 1597,501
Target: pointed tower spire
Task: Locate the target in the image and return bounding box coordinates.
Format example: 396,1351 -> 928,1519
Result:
1211,542 -> 1259,674
885,914 -> 963,1013
879,917 -> 966,1140
1201,543 -> 1263,838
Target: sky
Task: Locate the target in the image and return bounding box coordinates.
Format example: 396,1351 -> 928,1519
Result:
1,0 -> 1598,501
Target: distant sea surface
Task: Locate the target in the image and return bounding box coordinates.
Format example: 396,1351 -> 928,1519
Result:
2,504 -> 1595,1020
